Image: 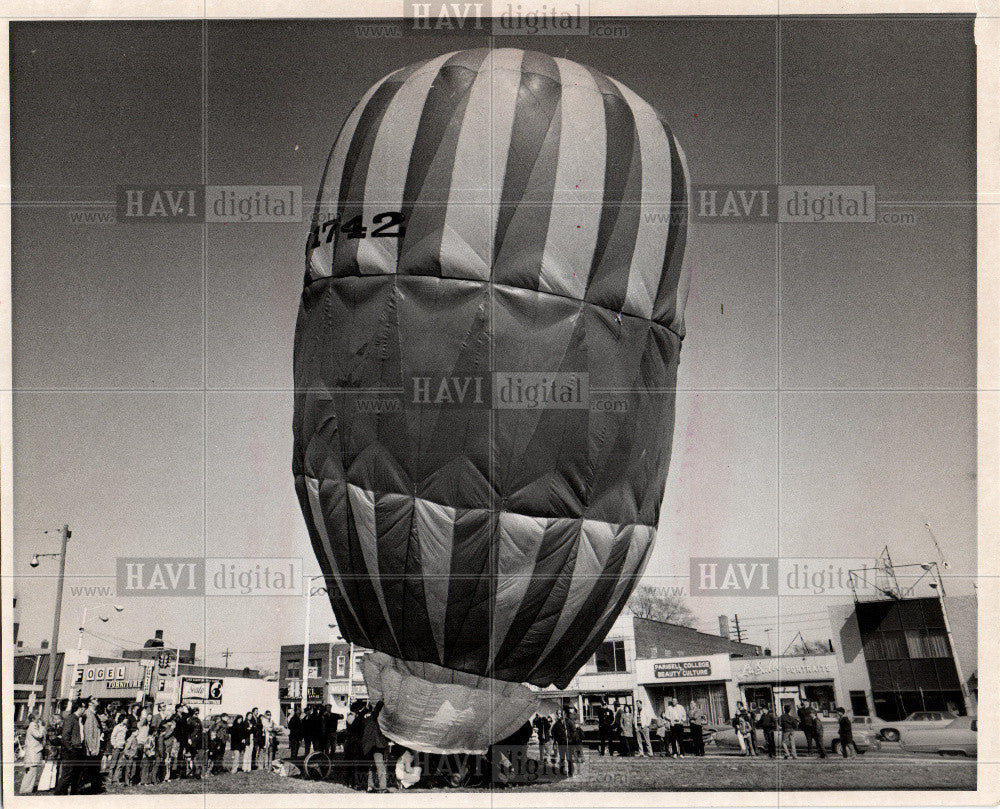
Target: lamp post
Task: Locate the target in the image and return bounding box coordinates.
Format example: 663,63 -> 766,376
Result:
924,563 -> 972,714
74,603 -> 124,698
302,575 -> 329,713
30,525 -> 71,721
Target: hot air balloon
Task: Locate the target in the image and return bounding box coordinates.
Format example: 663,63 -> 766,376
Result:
293,48 -> 690,755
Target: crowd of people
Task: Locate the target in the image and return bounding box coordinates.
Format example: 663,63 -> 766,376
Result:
731,700 -> 859,759
18,697 -> 281,795
18,694 -> 867,794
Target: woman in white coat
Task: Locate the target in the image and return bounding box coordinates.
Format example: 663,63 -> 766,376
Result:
19,713 -> 47,793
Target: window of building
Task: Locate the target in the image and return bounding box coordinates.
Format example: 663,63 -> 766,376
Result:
595,639 -> 627,673
353,653 -> 364,676
849,690 -> 870,716
336,655 -> 346,677
286,659 -> 301,679
307,658 -> 321,678
905,629 -> 950,658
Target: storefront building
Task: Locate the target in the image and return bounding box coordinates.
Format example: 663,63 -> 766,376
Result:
635,653 -> 739,724
732,654 -> 845,716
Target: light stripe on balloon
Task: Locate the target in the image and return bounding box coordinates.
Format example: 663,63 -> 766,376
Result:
307,71 -> 397,282
413,496 -> 457,666
612,78 -> 672,321
536,57 -> 605,300
354,52 -> 456,276
490,512 -> 546,670
438,48 -> 523,281
347,483 -> 403,657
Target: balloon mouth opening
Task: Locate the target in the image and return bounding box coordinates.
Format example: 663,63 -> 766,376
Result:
361,651 -> 540,755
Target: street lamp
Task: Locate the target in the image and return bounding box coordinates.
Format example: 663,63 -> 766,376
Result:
74,604 -> 125,697
30,525 -> 71,722
302,574 -> 329,713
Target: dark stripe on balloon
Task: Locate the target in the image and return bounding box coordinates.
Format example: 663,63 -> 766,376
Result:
652,126 -> 690,327
492,50 -> 562,288
495,520 -> 583,682
331,62 -> 421,278
397,49 -> 490,276
537,526 -> 633,687
582,68 -> 642,312
491,517 -> 581,674
442,508 -> 494,673
294,477 -> 371,648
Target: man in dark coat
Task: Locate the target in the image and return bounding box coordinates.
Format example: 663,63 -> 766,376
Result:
54,700 -> 87,794
323,705 -> 340,755
597,699 -> 615,756
287,706 -> 303,760
361,700 -> 390,792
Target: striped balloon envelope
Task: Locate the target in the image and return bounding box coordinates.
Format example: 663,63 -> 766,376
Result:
293,47 -> 690,754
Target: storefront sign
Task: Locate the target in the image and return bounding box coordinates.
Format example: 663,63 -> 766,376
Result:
636,653 -> 730,685
653,660 -> 712,679
180,677 -> 223,703
734,655 -> 836,683
77,662 -> 152,698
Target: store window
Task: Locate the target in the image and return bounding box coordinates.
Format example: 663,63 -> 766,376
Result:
904,629 -> 950,658
595,640 -> 627,673
849,690 -> 870,716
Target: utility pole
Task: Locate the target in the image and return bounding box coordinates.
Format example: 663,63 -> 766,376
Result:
731,614 -> 745,643
43,525 -> 70,721
221,649 -> 232,667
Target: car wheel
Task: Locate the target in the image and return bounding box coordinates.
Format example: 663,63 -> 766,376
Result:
882,729 -> 900,743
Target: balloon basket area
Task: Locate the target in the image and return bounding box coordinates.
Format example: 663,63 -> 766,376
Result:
361,651 -> 539,755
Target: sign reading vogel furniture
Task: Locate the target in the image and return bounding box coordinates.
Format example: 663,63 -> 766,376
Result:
76,662 -> 153,699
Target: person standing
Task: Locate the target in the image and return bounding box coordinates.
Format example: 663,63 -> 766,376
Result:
836,707 -> 855,758
80,698 -> 105,792
618,705 -> 636,756
241,711 -> 256,772
779,704 -> 799,759
635,701 -> 653,757
362,700 -> 390,793
323,707 -> 340,757
229,715 -> 247,773
812,708 -> 828,758
533,712 -> 552,763
758,704 -> 778,758
688,701 -> 707,757
551,710 -> 572,776
18,713 -> 47,794
260,710 -> 275,769
307,706 -> 325,762
287,705 -> 303,760
667,698 -> 687,758
105,715 -> 129,786
160,710 -> 178,782
597,699 -> 615,756
171,706 -> 188,779
54,700 -> 87,794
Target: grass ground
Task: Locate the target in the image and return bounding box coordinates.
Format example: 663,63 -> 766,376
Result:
42,748 -> 975,795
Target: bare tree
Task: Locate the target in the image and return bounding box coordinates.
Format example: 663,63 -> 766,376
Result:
786,638 -> 831,656
628,586 -> 697,627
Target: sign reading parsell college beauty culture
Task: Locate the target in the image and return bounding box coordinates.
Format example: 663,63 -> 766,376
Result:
636,653 -> 731,685
654,660 -> 712,678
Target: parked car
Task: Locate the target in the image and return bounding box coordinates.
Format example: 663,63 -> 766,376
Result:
898,716 -> 977,757
713,717 -> 880,754
879,710 -> 959,743
579,721 -> 716,753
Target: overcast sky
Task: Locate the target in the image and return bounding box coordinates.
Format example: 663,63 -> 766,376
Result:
9,17 -> 976,669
